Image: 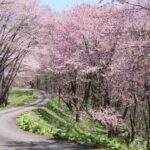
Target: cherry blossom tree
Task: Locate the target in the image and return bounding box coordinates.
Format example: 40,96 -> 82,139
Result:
41,4 -> 126,123
0,0 -> 52,105
108,3 -> 150,145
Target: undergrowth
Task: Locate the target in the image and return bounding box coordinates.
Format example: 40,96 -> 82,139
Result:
0,89 -> 37,111
17,97 -> 146,150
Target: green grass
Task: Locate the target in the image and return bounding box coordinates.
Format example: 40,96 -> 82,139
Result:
0,89 -> 38,111
17,98 -> 146,150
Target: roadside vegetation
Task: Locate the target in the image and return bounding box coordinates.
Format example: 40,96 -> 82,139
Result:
17,97 -> 145,150
0,89 -> 37,111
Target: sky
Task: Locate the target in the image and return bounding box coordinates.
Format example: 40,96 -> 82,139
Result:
40,0 -> 101,12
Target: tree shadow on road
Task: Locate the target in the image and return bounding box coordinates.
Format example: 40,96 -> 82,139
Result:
4,140 -> 93,150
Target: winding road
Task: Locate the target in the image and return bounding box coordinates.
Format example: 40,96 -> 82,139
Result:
0,90 -> 93,150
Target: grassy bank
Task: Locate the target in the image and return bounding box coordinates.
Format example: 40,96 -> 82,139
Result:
0,89 -> 37,111
17,97 -> 144,150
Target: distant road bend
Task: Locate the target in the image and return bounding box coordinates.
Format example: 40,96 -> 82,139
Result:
0,90 -> 93,150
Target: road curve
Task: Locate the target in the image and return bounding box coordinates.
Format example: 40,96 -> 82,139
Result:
0,90 -> 93,150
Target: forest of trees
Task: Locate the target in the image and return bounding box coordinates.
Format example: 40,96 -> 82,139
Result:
0,0 -> 149,149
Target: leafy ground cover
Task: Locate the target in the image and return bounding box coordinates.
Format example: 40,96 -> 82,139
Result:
0,89 -> 37,111
17,98 -> 145,150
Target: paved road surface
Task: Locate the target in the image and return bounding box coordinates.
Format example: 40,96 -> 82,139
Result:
0,90 -> 93,150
